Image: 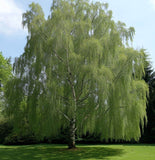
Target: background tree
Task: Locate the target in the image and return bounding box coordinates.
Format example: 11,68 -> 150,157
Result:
0,52 -> 12,144
5,0 -> 148,148
0,52 -> 12,116
0,52 -> 12,89
140,52 -> 155,143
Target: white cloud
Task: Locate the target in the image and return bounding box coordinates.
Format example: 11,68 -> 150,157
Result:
150,0 -> 155,8
0,0 -> 24,35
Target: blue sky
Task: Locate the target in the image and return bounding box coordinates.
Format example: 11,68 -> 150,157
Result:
0,0 -> 155,68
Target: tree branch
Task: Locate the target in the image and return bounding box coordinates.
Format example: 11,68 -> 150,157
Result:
113,55 -> 133,83
53,50 -> 64,63
77,90 -> 94,104
56,109 -> 71,122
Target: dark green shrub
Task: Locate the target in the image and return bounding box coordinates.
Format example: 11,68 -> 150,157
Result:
0,121 -> 12,144
4,133 -> 37,145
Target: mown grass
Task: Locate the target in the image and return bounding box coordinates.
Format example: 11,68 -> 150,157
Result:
0,144 -> 154,160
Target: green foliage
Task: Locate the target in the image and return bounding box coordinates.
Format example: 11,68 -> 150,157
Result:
5,0 -> 148,144
3,133 -> 37,145
0,52 -> 12,121
0,120 -> 12,144
0,52 -> 12,86
140,52 -> 155,142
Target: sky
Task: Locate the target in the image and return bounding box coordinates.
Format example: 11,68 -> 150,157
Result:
0,0 -> 155,68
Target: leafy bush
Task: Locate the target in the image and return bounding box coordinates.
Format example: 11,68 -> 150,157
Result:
4,133 -> 37,145
0,120 -> 12,144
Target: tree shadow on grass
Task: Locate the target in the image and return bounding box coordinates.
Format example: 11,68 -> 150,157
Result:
0,145 -> 124,160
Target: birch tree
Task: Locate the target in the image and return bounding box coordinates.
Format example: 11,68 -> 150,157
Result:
5,0 -> 148,148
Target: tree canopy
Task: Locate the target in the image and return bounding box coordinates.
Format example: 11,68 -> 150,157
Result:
5,0 -> 148,148
0,52 -> 12,87
0,52 -> 12,119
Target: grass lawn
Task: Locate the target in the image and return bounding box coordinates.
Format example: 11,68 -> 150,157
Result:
0,144 -> 155,160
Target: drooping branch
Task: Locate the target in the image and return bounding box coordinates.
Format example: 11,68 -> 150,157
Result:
76,75 -> 85,100
53,50 -> 64,63
77,90 -> 94,105
56,109 -> 71,122
113,55 -> 133,83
